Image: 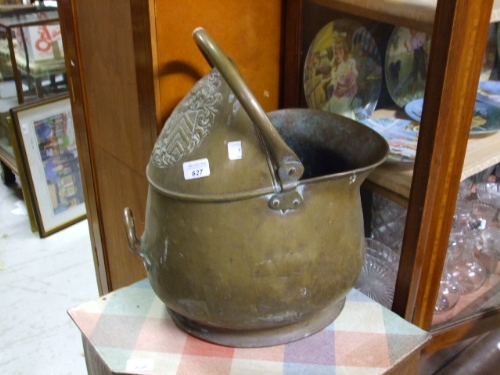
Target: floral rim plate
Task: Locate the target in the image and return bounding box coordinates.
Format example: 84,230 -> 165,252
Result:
303,19 -> 382,120
360,117 -> 418,164
405,98 -> 500,135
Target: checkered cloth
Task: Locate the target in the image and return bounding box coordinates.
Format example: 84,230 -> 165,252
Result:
68,279 -> 429,374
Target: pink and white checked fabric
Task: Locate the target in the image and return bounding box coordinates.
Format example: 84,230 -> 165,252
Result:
68,279 -> 429,374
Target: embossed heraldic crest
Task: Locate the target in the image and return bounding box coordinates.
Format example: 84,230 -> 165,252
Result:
152,70 -> 223,168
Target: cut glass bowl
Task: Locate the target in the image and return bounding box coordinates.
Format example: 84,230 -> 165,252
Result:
355,238 -> 400,308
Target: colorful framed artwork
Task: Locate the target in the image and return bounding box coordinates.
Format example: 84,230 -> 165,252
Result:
11,93 -> 86,237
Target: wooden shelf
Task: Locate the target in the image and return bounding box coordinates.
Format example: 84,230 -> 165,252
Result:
310,0 -> 500,33
368,127 -> 500,202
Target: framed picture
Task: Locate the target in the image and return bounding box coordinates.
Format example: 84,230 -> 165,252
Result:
11,93 -> 86,237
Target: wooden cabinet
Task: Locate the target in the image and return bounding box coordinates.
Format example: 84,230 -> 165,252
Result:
283,0 -> 500,352
59,0 -> 500,353
57,0 -> 283,294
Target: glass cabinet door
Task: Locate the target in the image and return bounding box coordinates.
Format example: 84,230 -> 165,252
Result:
0,5 -> 66,182
0,8 -> 65,104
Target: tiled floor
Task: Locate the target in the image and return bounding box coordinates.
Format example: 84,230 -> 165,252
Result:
0,177 -> 98,375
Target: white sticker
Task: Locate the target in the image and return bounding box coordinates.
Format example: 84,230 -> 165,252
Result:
126,358 -> 155,371
228,141 -> 242,160
479,218 -> 487,231
183,158 -> 210,180
21,123 -> 29,135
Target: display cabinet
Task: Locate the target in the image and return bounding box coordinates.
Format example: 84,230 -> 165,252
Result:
0,6 -> 65,104
56,0 -> 499,353
0,5 -> 65,233
283,0 -> 500,352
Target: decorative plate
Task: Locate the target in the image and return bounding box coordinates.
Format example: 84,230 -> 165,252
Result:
477,80 -> 500,108
360,117 -> 418,164
387,23 -> 494,108
303,19 -> 382,120
385,27 -> 431,108
472,102 -> 500,134
405,98 -> 500,135
404,98 -> 424,122
480,23 -> 497,82
497,23 -> 500,72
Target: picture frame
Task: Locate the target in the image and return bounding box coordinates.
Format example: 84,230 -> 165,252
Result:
10,93 -> 86,237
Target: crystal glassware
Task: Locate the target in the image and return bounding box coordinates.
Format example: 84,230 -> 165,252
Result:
448,228 -> 466,261
457,178 -> 473,201
476,182 -> 500,223
476,227 -> 500,278
371,193 -> 407,254
355,238 -> 400,309
371,213 -> 406,255
468,200 -> 497,232
435,254 -> 461,314
448,234 -> 486,294
476,182 -> 500,209
371,193 -> 405,227
474,166 -> 497,184
453,199 -> 471,230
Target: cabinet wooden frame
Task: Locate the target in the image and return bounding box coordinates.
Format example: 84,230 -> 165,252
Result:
282,0 -> 497,352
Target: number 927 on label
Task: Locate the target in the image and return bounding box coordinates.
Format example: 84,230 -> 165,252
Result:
183,158 -> 211,180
